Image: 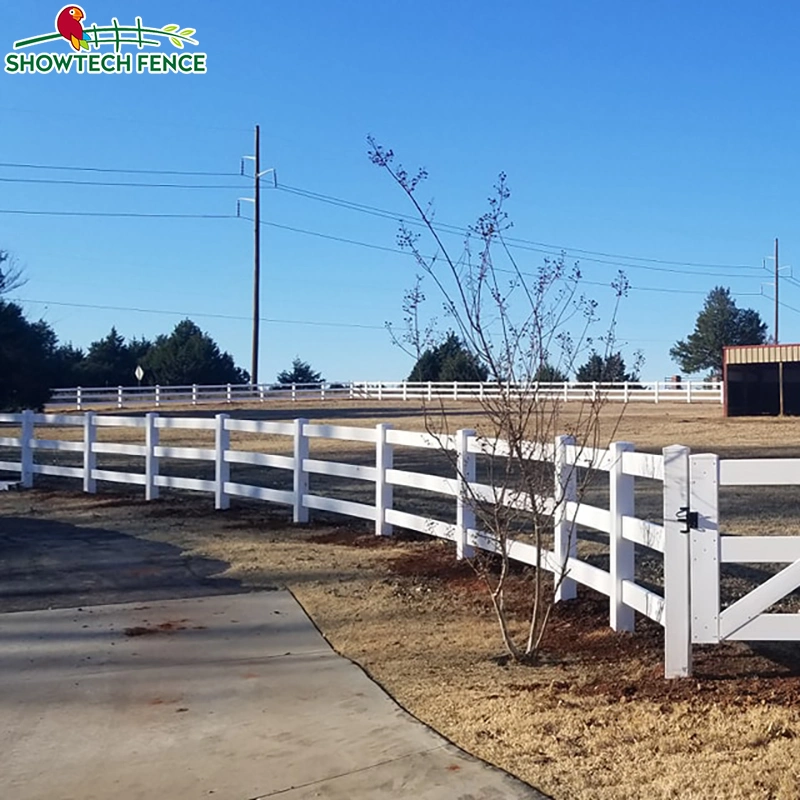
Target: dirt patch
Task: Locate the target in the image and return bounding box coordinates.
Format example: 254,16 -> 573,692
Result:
123,619 -> 189,636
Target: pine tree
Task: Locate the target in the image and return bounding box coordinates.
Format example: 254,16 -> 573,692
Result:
670,287 -> 767,376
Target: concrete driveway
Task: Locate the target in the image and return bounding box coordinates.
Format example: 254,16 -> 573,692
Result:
0,516 -> 546,799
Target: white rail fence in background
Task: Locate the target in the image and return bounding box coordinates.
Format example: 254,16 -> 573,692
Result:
1,410 -> 796,678
48,380 -> 724,410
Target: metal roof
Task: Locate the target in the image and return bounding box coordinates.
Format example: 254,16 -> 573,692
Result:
724,344 -> 800,365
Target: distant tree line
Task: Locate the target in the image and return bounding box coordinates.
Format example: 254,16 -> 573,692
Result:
0,251 -> 250,410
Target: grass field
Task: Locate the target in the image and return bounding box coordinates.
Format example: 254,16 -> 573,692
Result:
4,400 -> 800,798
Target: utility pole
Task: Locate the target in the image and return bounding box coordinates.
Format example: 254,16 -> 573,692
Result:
252,124 -> 261,385
239,126 -> 276,386
774,237 -> 779,345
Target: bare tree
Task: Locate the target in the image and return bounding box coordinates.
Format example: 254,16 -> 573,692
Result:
369,138 -> 637,663
0,250 -> 26,296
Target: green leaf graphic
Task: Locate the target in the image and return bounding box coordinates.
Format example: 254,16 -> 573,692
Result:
179,28 -> 195,37
162,24 -> 179,32
170,36 -> 183,48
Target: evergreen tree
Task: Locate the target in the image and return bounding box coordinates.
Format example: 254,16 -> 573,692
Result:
0,300 -> 56,410
408,333 -> 488,382
142,319 -> 248,386
576,351 -> 637,383
670,287 -> 767,376
276,357 -> 323,385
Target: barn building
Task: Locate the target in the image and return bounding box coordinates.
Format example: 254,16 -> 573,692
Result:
724,344 -> 800,416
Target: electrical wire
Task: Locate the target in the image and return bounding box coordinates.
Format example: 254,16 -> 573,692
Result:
13,298 -> 386,330
0,160 -> 244,178
0,209 -> 238,220
0,176 -> 246,190
0,158 -> 767,273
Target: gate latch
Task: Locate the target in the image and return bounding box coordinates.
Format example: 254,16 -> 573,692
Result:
676,506 -> 699,533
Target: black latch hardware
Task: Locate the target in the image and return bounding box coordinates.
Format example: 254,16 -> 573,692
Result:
676,506 -> 699,533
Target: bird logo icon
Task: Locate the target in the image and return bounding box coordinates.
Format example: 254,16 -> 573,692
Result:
55,5 -> 91,51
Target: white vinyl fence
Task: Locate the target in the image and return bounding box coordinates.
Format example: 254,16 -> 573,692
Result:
0,409 -> 793,679
48,380 -> 724,410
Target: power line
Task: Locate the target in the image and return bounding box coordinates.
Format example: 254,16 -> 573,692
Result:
0,158 -> 765,273
0,176 -> 246,190
274,183 -> 763,272
0,160 -> 243,178
0,209 -> 238,220
257,217 -> 766,279
14,298 -> 386,330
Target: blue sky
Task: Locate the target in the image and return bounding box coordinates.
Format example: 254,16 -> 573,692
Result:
1,1 -> 799,383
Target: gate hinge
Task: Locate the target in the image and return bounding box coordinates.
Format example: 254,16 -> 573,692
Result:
676,506 -> 699,533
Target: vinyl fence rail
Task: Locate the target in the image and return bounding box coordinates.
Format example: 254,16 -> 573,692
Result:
4,409 -> 792,679
48,380 -> 724,410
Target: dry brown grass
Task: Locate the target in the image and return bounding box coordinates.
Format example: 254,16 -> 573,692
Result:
4,488 -> 800,800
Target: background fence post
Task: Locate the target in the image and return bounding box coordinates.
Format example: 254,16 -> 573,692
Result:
117,386 -> 123,409
554,434 -> 577,602
428,381 -> 433,402
623,382 -> 630,404
689,453 -> 720,644
20,409 -> 34,488
83,411 -> 96,494
145,412 -> 159,501
192,384 -> 198,406
259,384 -> 265,402
292,383 -> 297,402
293,418 -> 309,523
654,381 -> 660,404
663,444 -> 692,678
76,387 -> 83,411
686,381 -> 693,404
214,413 -> 230,510
456,428 -> 476,559
375,423 -> 394,536
610,441 -> 635,631
402,381 -> 408,402
155,385 -> 161,408
226,384 -> 232,404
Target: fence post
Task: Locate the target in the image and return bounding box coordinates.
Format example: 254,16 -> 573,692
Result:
609,441 -> 635,631
456,429 -> 476,559
654,381 -> 660,404
563,382 -> 569,402
292,383 -> 297,402
293,418 -> 309,523
623,382 -> 630,404
76,387 -> 83,411
83,411 -> 97,494
689,453 -> 720,644
117,386 -> 123,409
453,381 -> 458,401
553,435 -> 577,602
20,409 -> 34,488
192,384 -> 198,406
259,384 -> 265,403
402,381 -> 408,402
214,413 -> 230,510
663,444 -> 692,678
479,382 -> 484,402
686,381 -> 692,404
226,384 -> 232,404
591,381 -> 598,402
719,380 -> 724,406
155,385 -> 161,408
427,381 -> 433,401
375,423 -> 393,536
145,412 -> 159,501
349,383 -> 355,400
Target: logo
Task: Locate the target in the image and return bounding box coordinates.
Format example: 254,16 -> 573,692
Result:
5,5 -> 207,75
